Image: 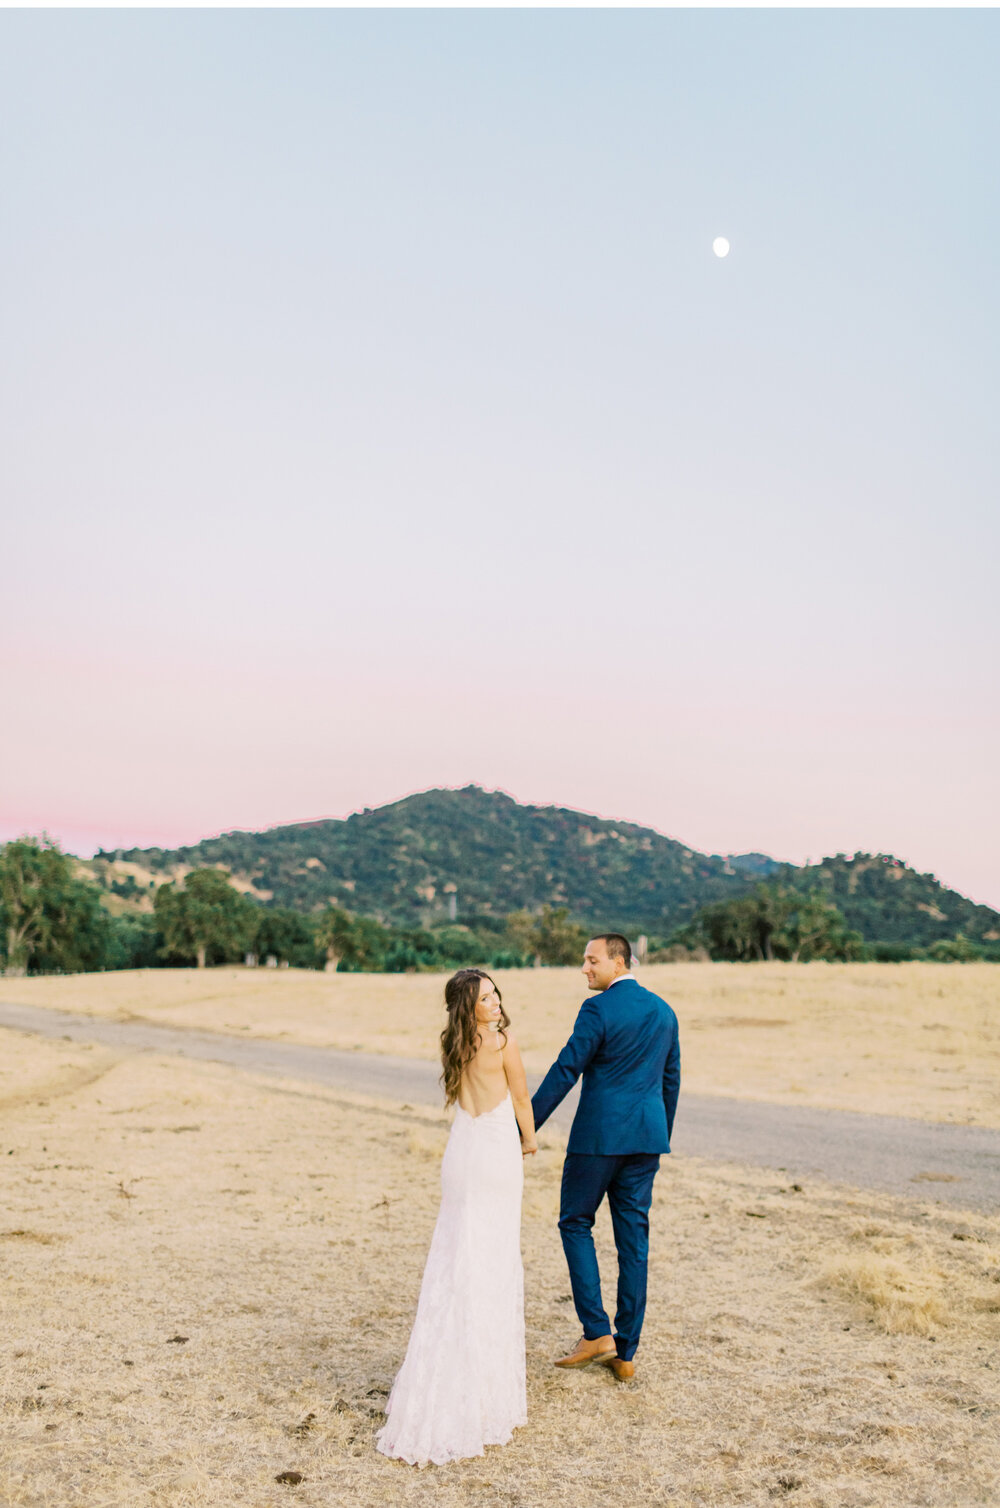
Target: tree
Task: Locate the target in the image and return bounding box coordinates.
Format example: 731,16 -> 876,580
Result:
690,884 -> 861,963
694,887 -> 787,961
314,907 -> 390,972
927,935 -> 983,962
501,906 -> 589,967
533,906 -> 589,966
104,913 -> 163,971
504,911 -> 540,963
153,868 -> 255,968
1,838 -> 56,974
775,889 -> 863,963
384,928 -> 444,973
315,906 -> 352,971
252,907 -> 323,969
0,837 -> 113,975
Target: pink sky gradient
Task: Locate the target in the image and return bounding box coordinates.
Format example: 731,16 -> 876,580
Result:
3,641 -> 996,909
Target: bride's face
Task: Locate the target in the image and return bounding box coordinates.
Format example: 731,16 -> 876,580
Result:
474,978 -> 503,1025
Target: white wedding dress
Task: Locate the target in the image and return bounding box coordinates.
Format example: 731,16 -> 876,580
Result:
376,1092 -> 527,1466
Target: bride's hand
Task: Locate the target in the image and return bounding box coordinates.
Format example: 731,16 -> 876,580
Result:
521,1139 -> 538,1157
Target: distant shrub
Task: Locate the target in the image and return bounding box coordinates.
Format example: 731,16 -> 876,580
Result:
648,944 -> 712,963
867,941 -> 920,963
486,950 -> 531,970
105,913 -> 163,970
926,935 -> 984,962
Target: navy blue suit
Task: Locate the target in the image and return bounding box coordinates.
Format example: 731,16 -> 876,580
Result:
531,976 -> 680,1360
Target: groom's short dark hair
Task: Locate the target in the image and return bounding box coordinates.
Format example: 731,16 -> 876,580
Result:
593,933 -> 631,968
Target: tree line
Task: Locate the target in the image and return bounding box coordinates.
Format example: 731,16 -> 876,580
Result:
0,838 -> 588,976
1,837 -> 993,978
659,883 -> 994,963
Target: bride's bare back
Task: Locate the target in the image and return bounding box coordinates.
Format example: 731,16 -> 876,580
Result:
458,1026 -> 513,1117
456,976 -> 537,1152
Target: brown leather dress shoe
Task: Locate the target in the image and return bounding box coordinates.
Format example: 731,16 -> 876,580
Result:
599,1355 -> 635,1381
554,1334 -> 617,1368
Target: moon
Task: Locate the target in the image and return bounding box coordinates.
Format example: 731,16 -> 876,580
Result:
712,236 -> 730,258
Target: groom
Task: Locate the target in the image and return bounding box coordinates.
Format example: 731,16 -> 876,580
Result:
531,934 -> 680,1381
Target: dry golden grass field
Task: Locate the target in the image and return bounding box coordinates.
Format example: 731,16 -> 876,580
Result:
2,962 -> 998,1126
2,1029 -> 999,1508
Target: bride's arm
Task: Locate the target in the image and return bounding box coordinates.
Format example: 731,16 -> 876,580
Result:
502,1033 -> 537,1155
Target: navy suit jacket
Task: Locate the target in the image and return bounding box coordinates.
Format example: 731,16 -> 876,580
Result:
531,977 -> 681,1156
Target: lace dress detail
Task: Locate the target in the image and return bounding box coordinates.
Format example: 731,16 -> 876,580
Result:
375,1093 -> 526,1466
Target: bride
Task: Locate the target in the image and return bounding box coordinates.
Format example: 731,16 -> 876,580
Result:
376,968 -> 538,1466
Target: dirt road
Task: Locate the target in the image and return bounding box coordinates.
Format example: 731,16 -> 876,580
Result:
3,998 -> 997,1210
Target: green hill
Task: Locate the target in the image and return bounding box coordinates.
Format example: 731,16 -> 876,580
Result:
779,852 -> 1000,952
105,786 -> 1000,952
109,786 -> 741,932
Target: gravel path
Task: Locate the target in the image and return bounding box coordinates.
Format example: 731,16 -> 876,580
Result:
3,999 -> 997,1212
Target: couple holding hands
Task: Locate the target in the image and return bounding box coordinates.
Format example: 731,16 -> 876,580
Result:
376,933 -> 681,1467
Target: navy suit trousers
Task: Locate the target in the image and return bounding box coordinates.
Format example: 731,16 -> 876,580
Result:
558,1151 -> 661,1361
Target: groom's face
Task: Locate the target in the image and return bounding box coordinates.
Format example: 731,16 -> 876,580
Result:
582,939 -> 625,992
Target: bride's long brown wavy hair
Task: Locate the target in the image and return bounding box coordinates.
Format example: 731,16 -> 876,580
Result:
440,968 -> 511,1107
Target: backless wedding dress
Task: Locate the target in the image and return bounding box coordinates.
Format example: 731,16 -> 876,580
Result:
375,1092 -> 527,1465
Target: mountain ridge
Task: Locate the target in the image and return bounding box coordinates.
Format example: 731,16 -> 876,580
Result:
97,785 -> 1000,951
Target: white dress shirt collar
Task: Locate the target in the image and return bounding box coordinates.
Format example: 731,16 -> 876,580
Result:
604,972 -> 636,991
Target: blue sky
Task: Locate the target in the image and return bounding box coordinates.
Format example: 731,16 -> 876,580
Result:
1,10 -> 998,906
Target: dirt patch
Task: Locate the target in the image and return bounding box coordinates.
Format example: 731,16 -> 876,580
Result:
0,1230 -> 67,1246
697,1016 -> 792,1028
0,1030 -> 121,1111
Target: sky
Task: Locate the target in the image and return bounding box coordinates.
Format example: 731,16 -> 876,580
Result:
1,10 -> 998,908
